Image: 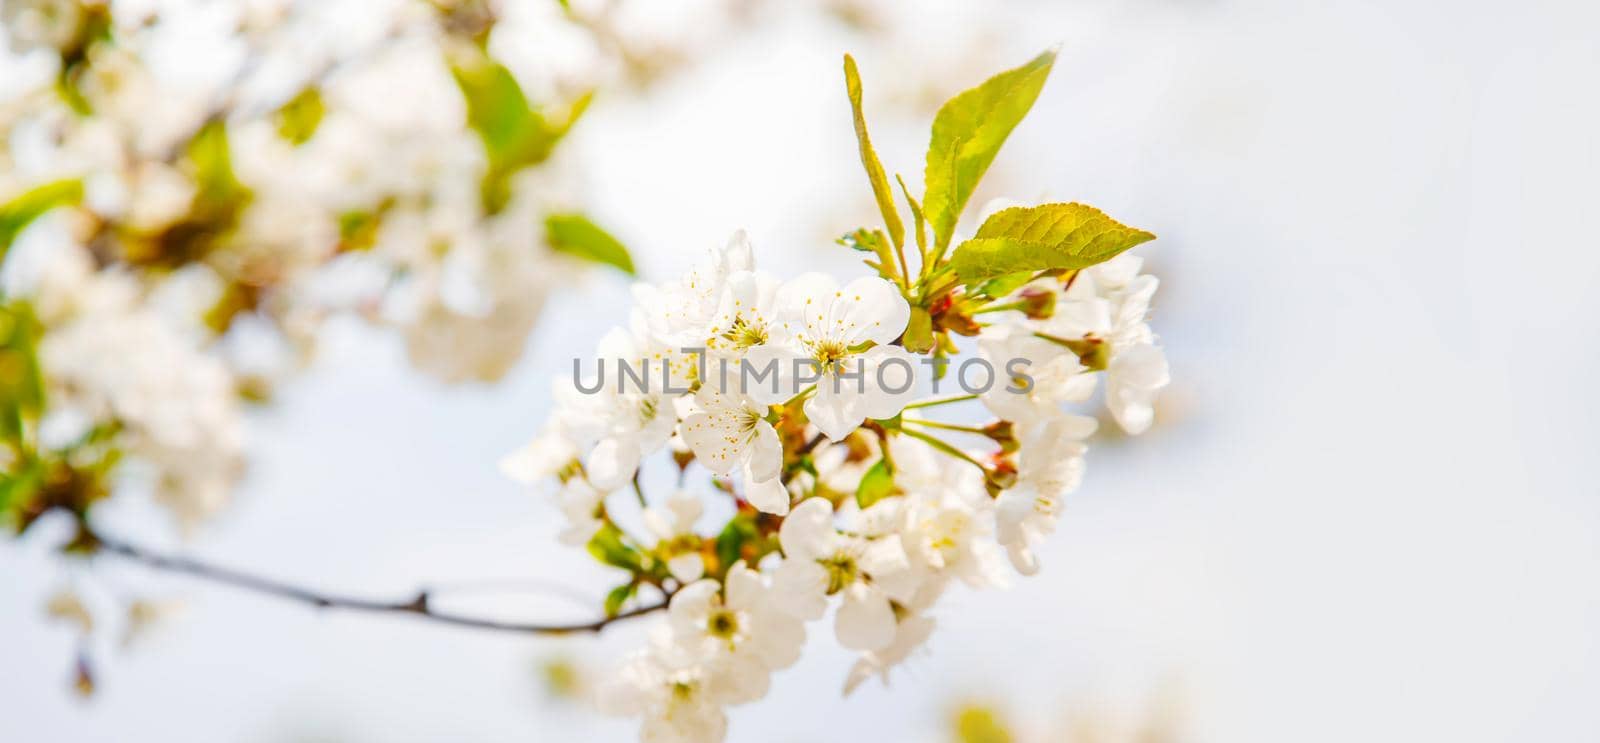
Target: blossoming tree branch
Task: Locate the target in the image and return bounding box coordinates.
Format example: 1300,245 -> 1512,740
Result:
2,36 -> 1169,743
496,49 -> 1165,741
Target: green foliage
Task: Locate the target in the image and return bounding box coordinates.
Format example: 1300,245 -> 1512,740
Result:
923,49 -> 1056,251
452,56 -> 591,214
586,522 -> 643,572
974,271 -> 1035,300
275,87 -> 325,146
337,208 -> 382,253
0,179 -> 84,262
544,214 -> 635,275
838,228 -> 901,284
0,303 -> 45,442
603,582 -> 637,617
855,459 -> 896,509
843,55 -> 905,251
716,512 -> 759,574
949,203 -> 1155,284
186,120 -> 251,214
123,122 -> 252,268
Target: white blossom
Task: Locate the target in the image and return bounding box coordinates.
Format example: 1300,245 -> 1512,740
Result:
771,497 -> 913,651
743,274 -> 917,439
643,493 -> 708,583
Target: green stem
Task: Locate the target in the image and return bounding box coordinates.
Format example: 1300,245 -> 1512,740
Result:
973,301 -> 1025,315
902,393 -> 978,410
899,428 -> 989,474
630,474 -> 647,508
903,418 -> 989,435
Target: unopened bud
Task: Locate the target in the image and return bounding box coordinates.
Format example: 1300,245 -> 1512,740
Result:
982,420 -> 1019,453
1017,288 -> 1056,319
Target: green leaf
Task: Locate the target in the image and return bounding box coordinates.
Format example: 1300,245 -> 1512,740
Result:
274,86 -> 325,146
976,271 -> 1035,299
855,459 -> 896,509
452,55 -> 590,214
923,49 -> 1056,251
586,522 -> 643,572
949,202 -> 1154,284
545,214 -> 635,275
838,228 -> 899,283
843,55 -> 904,250
715,513 -> 756,573
603,582 -> 637,617
185,120 -> 252,218
0,179 -> 84,261
0,302 -> 45,440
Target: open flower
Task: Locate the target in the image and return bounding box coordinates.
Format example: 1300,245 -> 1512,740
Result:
704,268 -> 780,356
680,383 -> 781,486
668,563 -> 805,681
890,436 -> 1011,590
644,492 -> 708,583
632,231 -> 754,347
995,415 -> 1096,575
596,634 -> 732,743
770,497 -> 913,651
977,325 -> 1095,424
1106,343 -> 1170,435
743,274 -> 917,440
558,327 -> 678,489
554,480 -> 607,546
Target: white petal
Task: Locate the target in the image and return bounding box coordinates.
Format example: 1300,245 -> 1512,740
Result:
666,492 -> 703,529
838,276 -> 910,347
750,609 -> 804,670
586,437 -> 639,490
1006,542 -> 1040,576
669,580 -> 719,637
856,346 -> 921,420
774,272 -> 839,329
804,383 -> 864,441
738,342 -> 797,406
778,497 -> 833,560
668,553 -> 705,584
680,410 -> 743,476
746,420 -> 782,482
706,652 -> 769,706
770,558 -> 828,620
723,562 -> 762,611
744,471 -> 790,516
836,584 -> 896,651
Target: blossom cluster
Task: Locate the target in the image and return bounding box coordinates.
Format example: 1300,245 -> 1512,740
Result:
505,224 -> 1167,740
498,48 -> 1166,741
1,0 -> 670,533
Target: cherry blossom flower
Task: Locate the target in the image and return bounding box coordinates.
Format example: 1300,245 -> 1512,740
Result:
667,564 -> 805,678
743,274 -> 917,439
771,497 -> 914,651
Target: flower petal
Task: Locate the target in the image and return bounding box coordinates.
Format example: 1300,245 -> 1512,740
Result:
836,584 -> 896,651
778,497 -> 833,560
838,276 -> 910,347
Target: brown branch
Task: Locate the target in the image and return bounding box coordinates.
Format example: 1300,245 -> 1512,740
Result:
91,531 -> 669,636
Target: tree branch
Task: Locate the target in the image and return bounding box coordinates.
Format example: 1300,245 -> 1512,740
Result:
91,531 -> 669,636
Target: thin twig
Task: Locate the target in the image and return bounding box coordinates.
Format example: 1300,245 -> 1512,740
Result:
92,532 -> 668,636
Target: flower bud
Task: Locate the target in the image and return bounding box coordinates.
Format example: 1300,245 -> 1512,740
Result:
1017,288 -> 1056,319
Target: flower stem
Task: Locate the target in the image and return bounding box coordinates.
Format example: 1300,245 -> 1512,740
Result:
903,393 -> 978,410
903,418 -> 989,435
973,301 -> 1024,315
899,428 -> 989,474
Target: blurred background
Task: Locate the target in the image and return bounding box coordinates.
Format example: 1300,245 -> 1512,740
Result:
3,0 -> 1598,740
